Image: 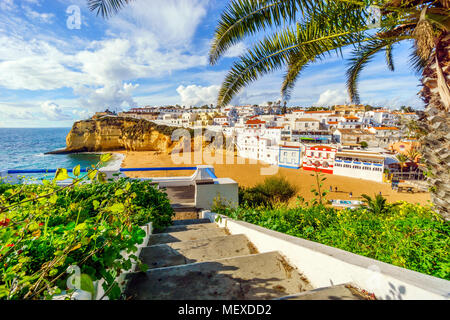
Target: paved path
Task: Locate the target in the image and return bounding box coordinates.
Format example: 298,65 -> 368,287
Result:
124,219 -> 368,300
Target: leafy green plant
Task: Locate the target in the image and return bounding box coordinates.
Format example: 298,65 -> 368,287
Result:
359,141 -> 369,149
361,193 -> 398,215
239,176 -> 298,208
0,155 -> 174,300
215,196 -> 449,280
310,168 -> 328,206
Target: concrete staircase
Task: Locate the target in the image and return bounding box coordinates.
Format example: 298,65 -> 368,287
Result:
124,219 -> 367,300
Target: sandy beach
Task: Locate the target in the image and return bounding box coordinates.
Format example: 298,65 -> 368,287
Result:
117,150 -> 432,206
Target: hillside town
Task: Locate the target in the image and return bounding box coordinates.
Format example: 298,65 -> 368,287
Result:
93,104 -> 426,188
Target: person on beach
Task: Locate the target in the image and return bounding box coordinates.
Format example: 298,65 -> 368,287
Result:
349,192 -> 353,198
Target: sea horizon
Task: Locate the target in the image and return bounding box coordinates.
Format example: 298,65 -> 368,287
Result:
0,127 -> 102,172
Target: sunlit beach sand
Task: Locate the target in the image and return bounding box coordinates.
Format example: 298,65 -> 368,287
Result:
117,150 -> 432,206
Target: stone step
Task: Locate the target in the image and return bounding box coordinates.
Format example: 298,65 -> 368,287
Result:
171,218 -> 211,226
163,222 -> 217,233
124,251 -> 313,300
141,234 -> 258,269
277,284 -> 368,300
147,227 -> 229,246
173,210 -> 199,221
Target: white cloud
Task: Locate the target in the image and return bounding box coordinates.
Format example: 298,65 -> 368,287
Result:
0,0 -> 15,11
74,83 -> 139,112
223,42 -> 247,58
176,85 -> 220,107
10,109 -> 35,120
40,101 -> 73,120
314,89 -> 350,106
23,6 -> 55,24
107,0 -> 209,47
0,0 -> 211,116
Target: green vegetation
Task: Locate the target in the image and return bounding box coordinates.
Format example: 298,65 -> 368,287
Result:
0,156 -> 174,300
215,200 -> 449,280
359,141 -> 369,149
215,174 -> 449,280
238,176 -> 298,208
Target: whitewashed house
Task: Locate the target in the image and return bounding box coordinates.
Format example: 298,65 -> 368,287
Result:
333,150 -> 385,182
278,142 -> 303,169
293,118 -> 321,131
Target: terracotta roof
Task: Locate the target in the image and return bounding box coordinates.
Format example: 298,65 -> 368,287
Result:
304,110 -> 332,114
246,119 -> 266,125
328,121 -> 339,124
344,116 -> 360,120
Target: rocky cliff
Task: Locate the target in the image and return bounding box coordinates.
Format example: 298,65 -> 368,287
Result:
49,117 -> 205,154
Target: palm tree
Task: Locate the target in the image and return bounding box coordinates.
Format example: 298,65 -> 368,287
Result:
361,194 -> 395,215
205,0 -> 449,220
87,0 -> 449,220
406,147 -> 421,163
395,153 -> 409,173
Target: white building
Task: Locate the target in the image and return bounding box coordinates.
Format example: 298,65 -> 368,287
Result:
278,142 -> 303,169
333,150 -> 385,182
293,118 -> 321,131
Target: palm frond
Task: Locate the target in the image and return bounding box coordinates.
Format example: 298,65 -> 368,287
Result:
281,53 -> 310,101
346,38 -> 403,104
409,44 -> 428,75
209,0 -> 327,65
385,43 -> 395,71
87,0 -> 133,18
217,4 -> 370,106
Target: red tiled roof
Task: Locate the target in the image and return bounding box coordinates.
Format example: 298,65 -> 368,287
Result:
306,145 -> 337,152
246,119 -> 266,125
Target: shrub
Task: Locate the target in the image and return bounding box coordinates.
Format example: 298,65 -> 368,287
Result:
359,141 -> 369,149
0,168 -> 174,300
215,201 -> 449,280
239,176 -> 298,208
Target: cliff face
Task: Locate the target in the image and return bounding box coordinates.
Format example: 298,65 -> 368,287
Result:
62,117 -> 204,154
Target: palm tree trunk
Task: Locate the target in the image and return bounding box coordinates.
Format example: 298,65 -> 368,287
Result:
419,31 -> 450,221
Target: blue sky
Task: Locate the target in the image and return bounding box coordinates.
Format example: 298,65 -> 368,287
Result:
0,0 -> 424,128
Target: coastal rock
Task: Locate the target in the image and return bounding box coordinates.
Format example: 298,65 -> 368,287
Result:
55,117 -> 207,154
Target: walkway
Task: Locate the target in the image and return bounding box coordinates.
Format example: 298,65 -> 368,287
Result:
124,219 -> 369,300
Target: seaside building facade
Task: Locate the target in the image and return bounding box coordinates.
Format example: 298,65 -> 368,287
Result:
302,145 -> 337,174
278,143 -> 303,169
333,150 -> 385,182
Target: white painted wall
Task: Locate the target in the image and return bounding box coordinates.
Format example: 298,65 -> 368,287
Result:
202,211 -> 450,300
333,162 -> 384,182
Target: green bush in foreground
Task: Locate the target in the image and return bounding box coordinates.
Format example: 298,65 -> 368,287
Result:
239,176 -> 298,208
215,201 -> 449,280
0,166 -> 174,300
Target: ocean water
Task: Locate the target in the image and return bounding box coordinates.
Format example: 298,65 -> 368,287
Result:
0,128 -> 103,174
